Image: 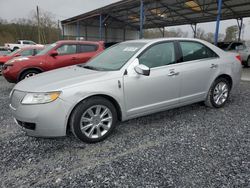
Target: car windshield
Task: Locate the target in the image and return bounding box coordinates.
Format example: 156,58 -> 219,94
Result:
81,42 -> 146,71
7,49 -> 21,56
37,43 -> 57,55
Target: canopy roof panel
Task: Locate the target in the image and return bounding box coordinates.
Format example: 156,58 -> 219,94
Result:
62,0 -> 250,29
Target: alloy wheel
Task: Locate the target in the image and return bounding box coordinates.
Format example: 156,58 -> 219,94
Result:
213,82 -> 229,106
80,105 -> 113,139
24,73 -> 37,79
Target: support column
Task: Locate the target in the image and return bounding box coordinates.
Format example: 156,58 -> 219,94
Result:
214,0 -> 222,46
191,23 -> 197,38
139,0 -> 144,39
99,14 -> 103,40
237,18 -> 243,42
85,25 -> 88,40
76,21 -> 80,40
62,24 -> 65,40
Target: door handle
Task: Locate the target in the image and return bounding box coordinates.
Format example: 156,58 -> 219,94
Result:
168,71 -> 179,76
71,57 -> 77,60
210,64 -> 218,69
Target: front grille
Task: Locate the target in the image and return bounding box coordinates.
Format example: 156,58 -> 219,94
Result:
10,90 -> 26,109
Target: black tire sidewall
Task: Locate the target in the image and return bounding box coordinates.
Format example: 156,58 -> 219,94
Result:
70,97 -> 118,143
209,78 -> 230,108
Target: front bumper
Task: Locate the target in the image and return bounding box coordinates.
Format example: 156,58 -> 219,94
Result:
2,65 -> 18,83
10,96 -> 71,137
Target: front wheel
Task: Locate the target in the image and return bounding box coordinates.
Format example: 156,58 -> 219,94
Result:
205,78 -> 230,108
19,69 -> 40,81
70,97 -> 118,143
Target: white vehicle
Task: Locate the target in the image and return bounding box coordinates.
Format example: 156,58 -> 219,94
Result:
4,40 -> 43,51
218,41 -> 250,67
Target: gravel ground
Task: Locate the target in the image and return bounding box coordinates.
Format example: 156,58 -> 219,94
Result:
0,76 -> 249,187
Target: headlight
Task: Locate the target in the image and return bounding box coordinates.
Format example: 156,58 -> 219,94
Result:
21,91 -> 61,104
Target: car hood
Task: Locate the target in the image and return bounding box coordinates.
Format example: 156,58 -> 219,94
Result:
14,65 -> 119,92
0,56 -> 11,63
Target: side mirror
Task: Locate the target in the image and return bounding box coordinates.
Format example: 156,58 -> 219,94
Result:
14,53 -> 21,57
134,64 -> 150,76
50,50 -> 58,57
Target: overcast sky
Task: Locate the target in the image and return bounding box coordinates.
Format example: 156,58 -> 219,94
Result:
0,0 -> 249,40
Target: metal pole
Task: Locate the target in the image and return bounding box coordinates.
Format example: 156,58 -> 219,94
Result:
162,27 -> 165,37
85,25 -> 88,40
214,0 -> 222,46
36,6 -> 41,44
191,24 -> 197,38
237,18 -> 243,42
76,21 -> 80,40
139,0 -> 144,39
99,14 -> 103,40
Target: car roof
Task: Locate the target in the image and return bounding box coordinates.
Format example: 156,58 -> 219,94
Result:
123,37 -> 211,44
56,40 -> 103,45
20,46 -> 44,50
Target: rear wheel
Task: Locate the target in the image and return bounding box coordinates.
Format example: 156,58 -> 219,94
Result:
205,78 -> 230,108
19,69 -> 40,81
70,97 -> 118,143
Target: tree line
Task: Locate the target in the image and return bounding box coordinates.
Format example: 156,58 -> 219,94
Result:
0,10 -> 60,46
145,24 -> 244,43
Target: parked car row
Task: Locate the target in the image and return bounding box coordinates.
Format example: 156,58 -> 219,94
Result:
217,41 -> 250,67
9,38 -> 242,143
4,40 -> 44,51
0,46 -> 44,74
1,40 -> 104,82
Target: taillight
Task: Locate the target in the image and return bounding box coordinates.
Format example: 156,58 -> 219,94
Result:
236,55 -> 242,64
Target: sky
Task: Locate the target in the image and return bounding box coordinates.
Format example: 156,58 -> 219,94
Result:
0,0 -> 249,40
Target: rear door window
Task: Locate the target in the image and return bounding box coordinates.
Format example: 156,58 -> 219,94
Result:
56,44 -> 77,55
179,41 -> 218,62
78,44 -> 98,53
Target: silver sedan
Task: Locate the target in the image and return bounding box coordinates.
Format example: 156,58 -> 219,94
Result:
10,38 -> 242,143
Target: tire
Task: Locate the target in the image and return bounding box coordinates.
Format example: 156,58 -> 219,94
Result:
19,69 -> 40,81
70,97 -> 118,143
205,77 -> 231,108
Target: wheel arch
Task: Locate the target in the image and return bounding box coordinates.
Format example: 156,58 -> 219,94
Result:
214,74 -> 233,90
66,94 -> 123,134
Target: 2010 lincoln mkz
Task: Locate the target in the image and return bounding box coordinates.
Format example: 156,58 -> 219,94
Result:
10,38 -> 242,143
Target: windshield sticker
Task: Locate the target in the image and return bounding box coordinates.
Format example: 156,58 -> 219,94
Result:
123,47 -> 138,52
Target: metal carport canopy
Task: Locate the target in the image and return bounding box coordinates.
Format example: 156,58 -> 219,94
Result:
61,0 -> 250,43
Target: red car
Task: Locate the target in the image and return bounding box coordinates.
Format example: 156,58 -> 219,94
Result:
0,46 -> 44,74
3,40 -> 104,83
